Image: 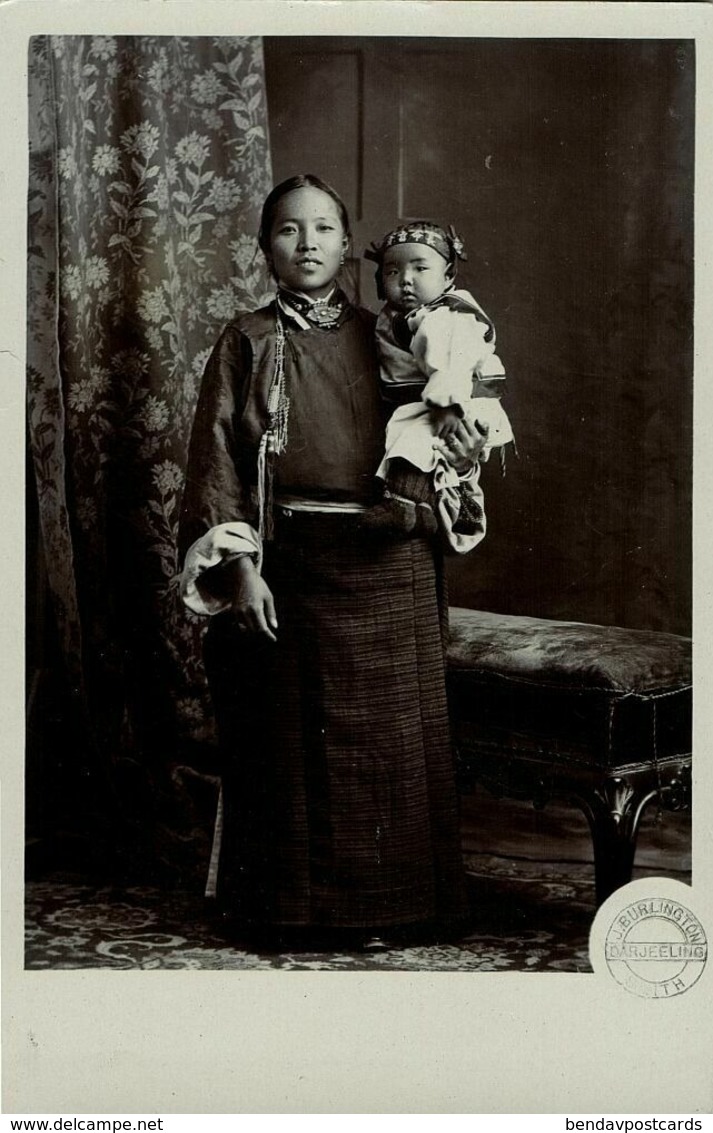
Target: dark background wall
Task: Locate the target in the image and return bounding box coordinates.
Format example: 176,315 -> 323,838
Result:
264,37 -> 694,634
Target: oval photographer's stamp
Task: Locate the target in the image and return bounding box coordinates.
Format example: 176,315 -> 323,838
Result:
592,882 -> 707,998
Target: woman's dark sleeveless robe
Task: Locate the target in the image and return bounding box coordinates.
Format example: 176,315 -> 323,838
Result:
179,301 -> 468,930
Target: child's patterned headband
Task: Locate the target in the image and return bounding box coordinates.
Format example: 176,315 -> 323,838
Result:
364,222 -> 467,265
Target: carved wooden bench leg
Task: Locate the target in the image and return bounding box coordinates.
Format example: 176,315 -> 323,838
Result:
577,775 -> 659,905
446,607 -> 692,907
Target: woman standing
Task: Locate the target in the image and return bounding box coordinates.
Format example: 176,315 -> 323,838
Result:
178,175 -> 487,948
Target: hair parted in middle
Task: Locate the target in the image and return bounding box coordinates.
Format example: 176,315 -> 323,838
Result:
257,173 -> 352,260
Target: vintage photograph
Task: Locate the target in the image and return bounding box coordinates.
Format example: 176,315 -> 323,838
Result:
24,31 -> 694,975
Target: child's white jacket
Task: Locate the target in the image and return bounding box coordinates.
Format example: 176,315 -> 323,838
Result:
375,287 -> 514,477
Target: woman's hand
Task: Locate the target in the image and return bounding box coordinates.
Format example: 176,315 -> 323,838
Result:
227,557 -> 278,642
433,417 -> 489,474
429,405 -> 464,439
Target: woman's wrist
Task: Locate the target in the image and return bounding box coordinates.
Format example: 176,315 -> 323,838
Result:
224,553 -> 258,576
198,553 -> 257,600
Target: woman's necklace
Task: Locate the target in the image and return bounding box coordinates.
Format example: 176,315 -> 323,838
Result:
278,287 -> 344,329
305,297 -> 344,327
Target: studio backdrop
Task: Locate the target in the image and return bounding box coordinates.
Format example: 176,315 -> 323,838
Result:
27,35 -> 274,876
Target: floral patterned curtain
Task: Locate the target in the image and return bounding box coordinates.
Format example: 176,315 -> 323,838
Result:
27,36 -> 273,878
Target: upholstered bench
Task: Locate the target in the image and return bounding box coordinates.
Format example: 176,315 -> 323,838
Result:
445,608 -> 692,904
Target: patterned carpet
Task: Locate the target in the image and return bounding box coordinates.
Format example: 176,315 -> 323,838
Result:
24,857 -> 591,972
25,795 -> 691,972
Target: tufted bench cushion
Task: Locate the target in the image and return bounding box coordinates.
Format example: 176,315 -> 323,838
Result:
445,608 -> 692,903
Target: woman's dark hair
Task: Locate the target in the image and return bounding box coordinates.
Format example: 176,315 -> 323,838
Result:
258,173 -> 352,257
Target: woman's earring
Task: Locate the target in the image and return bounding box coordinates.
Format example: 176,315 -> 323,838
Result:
340,254 -> 346,265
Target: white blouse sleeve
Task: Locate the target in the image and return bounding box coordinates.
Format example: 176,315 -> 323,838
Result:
180,521 -> 262,616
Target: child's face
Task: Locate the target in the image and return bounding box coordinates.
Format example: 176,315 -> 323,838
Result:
268,187 -> 348,299
382,242 -> 452,312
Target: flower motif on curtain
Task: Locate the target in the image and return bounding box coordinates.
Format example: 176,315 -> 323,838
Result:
27,36 -> 274,866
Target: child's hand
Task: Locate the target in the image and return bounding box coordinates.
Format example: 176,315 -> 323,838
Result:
429,404 -> 464,439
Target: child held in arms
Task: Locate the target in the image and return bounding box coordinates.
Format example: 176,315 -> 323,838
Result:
363,221 -> 513,551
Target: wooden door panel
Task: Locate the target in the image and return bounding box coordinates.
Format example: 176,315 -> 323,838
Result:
263,37 -> 693,633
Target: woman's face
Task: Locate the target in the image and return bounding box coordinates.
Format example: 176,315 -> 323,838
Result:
267,186 -> 348,299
